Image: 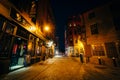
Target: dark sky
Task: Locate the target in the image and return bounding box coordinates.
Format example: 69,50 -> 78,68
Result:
50,0 -> 113,52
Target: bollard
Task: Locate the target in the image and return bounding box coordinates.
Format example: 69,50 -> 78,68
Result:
88,57 -> 90,62
112,57 -> 117,67
86,57 -> 90,63
98,57 -> 102,65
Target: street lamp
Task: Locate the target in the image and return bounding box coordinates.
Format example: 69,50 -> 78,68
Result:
44,25 -> 50,32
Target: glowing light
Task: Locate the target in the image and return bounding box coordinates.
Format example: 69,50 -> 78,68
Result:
10,65 -> 24,70
46,40 -> 53,47
69,24 -> 72,27
44,26 -> 49,31
29,26 -> 36,31
28,42 -> 32,50
55,55 -> 62,57
55,50 -> 59,55
74,23 -> 76,26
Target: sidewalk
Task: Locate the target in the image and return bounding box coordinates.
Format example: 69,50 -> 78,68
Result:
75,57 -> 120,77
0,58 -> 52,79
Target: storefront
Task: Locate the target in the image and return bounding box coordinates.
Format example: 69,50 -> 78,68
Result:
0,3 -> 48,74
10,37 -> 27,70
0,14 -> 30,74
0,15 -> 15,74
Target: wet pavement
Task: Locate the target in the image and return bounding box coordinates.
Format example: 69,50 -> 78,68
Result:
0,56 -> 120,80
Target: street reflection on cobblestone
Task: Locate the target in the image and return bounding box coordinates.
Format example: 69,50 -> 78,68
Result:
1,56 -> 120,80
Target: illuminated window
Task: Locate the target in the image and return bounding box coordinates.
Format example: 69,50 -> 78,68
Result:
69,24 -> 72,27
74,23 -> 76,26
92,45 -> 105,56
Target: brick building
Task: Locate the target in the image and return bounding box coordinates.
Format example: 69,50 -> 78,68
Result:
65,1 -> 120,66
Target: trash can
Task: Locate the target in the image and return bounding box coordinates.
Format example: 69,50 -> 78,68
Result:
112,57 -> 117,67
79,54 -> 83,63
98,57 -> 102,65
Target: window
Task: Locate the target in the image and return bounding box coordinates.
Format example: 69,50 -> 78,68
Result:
16,27 -> 29,39
77,26 -> 81,34
75,17 -> 81,22
69,24 -> 72,27
88,12 -> 95,19
0,33 -> 12,57
69,38 -> 73,45
92,45 -> 105,56
90,23 -> 99,35
74,29 -> 77,35
69,31 -> 72,35
5,22 -> 14,34
0,15 -> 5,30
105,42 -> 118,58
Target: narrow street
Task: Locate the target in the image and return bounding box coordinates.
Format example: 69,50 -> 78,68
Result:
1,56 -> 120,80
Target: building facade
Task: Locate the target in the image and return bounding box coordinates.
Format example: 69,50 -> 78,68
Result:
0,0 -> 55,74
83,1 -> 120,66
65,15 -> 86,57
65,1 -> 120,66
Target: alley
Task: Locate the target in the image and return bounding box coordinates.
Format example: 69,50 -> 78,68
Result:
1,56 -> 120,80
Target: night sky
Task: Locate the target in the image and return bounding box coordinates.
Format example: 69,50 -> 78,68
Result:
50,0 -> 113,52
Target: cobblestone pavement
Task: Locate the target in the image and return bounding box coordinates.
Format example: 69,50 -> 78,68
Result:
0,56 -> 120,80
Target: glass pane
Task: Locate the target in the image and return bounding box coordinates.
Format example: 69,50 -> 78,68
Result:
0,16 -> 5,30
5,22 -> 14,34
0,33 -> 12,57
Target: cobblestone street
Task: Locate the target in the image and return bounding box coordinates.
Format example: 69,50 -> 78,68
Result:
0,56 -> 120,80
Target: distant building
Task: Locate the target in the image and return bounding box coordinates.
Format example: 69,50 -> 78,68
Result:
54,36 -> 59,55
65,1 -> 120,66
65,15 -> 85,57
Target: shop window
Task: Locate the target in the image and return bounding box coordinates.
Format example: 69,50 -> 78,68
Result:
10,37 -> 27,67
0,33 -> 12,57
5,22 -> 14,34
92,45 -> 105,56
16,27 -> 29,39
0,15 -> 5,31
90,23 -> 99,35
